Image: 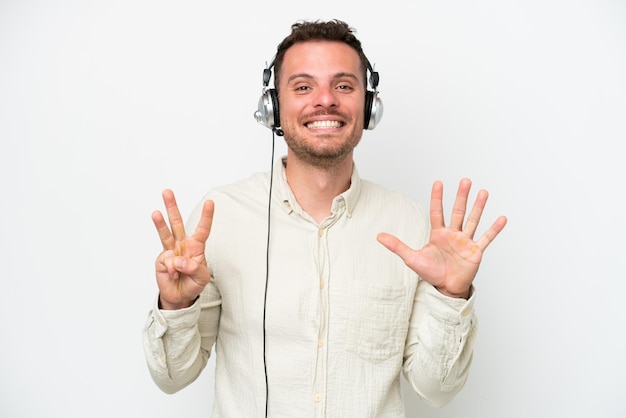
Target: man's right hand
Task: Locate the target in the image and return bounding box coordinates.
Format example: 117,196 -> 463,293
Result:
151,189 -> 215,310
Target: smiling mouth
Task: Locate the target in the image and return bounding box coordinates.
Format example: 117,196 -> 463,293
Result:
305,120 -> 344,129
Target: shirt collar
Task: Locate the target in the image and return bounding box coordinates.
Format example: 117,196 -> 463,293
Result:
273,156 -> 362,221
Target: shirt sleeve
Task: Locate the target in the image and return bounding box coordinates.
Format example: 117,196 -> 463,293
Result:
142,283 -> 221,394
402,279 -> 478,408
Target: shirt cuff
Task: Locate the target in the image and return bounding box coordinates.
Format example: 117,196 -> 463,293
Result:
424,283 -> 476,330
150,295 -> 202,338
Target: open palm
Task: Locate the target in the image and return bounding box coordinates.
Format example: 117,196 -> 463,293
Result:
377,179 -> 507,299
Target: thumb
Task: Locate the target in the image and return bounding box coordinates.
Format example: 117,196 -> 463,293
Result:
377,232 -> 414,264
377,233 -> 433,281
174,256 -> 209,280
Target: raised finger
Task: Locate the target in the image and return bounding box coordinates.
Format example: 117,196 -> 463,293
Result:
429,180 -> 445,229
463,189 -> 488,239
151,210 -> 175,250
475,215 -> 508,251
162,189 -> 187,241
449,178 -> 471,231
192,199 -> 215,244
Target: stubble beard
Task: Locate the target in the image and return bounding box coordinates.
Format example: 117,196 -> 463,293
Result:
282,112 -> 364,169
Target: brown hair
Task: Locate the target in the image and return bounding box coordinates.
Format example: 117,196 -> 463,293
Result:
272,19 -> 369,91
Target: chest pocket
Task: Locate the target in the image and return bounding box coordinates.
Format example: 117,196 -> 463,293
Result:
346,281 -> 411,362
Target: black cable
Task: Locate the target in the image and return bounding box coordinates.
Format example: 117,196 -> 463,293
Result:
263,131 -> 276,418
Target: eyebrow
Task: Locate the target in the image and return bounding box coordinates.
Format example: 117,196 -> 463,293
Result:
286,72 -> 361,84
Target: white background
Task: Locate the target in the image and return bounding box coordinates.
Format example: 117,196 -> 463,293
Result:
1,0 -> 625,417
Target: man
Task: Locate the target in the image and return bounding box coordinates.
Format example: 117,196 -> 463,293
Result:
143,19 -> 507,417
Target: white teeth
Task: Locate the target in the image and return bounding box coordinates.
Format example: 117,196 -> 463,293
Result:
306,120 -> 341,129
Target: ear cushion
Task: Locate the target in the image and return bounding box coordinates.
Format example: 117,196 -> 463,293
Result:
268,88 -> 280,129
364,91 -> 374,129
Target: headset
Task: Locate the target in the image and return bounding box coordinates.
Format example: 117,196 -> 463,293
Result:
253,57 -> 383,135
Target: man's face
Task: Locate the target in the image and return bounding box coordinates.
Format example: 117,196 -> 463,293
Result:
277,41 -> 366,168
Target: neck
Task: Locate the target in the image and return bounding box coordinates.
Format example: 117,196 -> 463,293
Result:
284,151 -> 353,223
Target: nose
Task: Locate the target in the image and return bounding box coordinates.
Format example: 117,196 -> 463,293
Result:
313,86 -> 338,109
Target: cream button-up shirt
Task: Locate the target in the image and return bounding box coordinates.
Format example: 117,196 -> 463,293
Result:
143,158 -> 477,417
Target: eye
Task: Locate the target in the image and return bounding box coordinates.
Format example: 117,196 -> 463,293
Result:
286,79 -> 312,93
337,84 -> 354,91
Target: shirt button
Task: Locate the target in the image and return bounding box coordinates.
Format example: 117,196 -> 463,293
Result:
320,280 -> 325,289
462,307 -> 470,317
318,338 -> 324,347
314,393 -> 322,402
318,228 -> 324,237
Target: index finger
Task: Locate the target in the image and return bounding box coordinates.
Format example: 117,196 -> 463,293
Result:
192,199 -> 215,244
162,189 -> 186,241
429,180 -> 445,230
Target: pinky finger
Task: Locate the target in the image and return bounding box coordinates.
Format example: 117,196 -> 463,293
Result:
476,215 -> 508,251
156,251 -> 180,280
